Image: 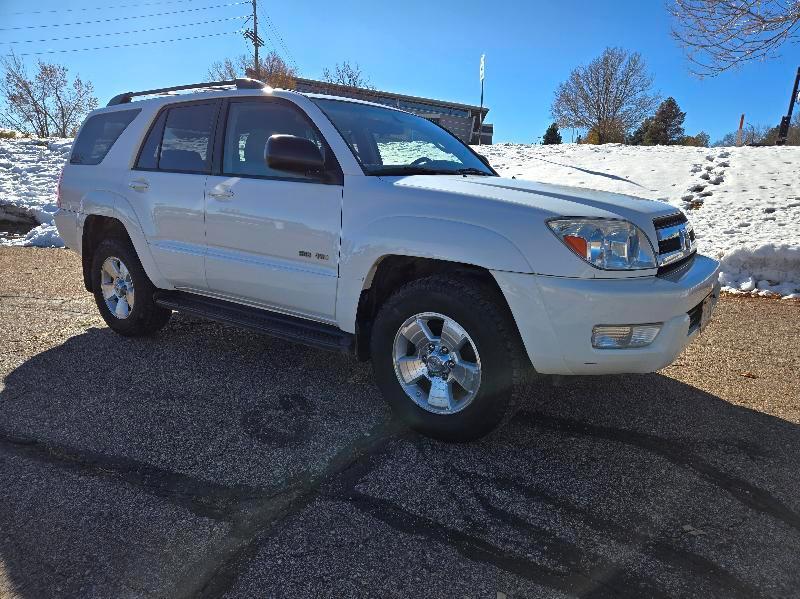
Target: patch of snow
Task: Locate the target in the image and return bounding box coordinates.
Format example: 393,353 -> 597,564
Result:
0,222 -> 64,248
481,143 -> 800,297
0,137 -> 71,247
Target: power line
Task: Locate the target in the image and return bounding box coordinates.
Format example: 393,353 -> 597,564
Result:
263,13 -> 295,65
0,16 -> 247,45
261,12 -> 297,70
2,0 -> 199,17
0,2 -> 248,32
18,30 -> 242,56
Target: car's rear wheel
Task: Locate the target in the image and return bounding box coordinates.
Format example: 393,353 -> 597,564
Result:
371,275 -> 525,441
91,237 -> 171,336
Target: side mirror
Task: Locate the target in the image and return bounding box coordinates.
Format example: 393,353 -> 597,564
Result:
265,134 -> 325,174
476,153 -> 491,167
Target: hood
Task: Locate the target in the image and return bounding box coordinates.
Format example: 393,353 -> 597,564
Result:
391,175 -> 679,230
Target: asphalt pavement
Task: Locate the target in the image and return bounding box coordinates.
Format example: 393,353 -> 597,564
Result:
1,247 -> 799,598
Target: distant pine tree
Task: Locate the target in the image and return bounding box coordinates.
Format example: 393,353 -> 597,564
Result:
627,117 -> 653,145
543,122 -> 562,144
644,97 -> 686,145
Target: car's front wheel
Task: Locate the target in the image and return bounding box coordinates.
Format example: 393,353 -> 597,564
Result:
371,275 -> 525,441
91,237 -> 171,336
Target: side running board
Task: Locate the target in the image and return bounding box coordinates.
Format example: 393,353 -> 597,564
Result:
153,291 -> 354,354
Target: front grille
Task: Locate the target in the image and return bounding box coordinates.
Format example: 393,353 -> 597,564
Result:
653,212 -> 688,230
653,211 -> 695,269
659,236 -> 682,254
687,299 -> 703,333
658,228 -> 695,254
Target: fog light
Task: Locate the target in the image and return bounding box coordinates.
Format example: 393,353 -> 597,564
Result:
592,324 -> 662,349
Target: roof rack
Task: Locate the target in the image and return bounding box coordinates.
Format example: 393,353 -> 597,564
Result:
107,78 -> 267,106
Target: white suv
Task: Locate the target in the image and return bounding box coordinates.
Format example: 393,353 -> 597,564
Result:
54,78 -> 720,440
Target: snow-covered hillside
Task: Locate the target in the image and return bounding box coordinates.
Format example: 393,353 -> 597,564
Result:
1,138 -> 798,297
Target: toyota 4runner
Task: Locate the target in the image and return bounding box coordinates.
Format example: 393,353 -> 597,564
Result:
54,78 -> 721,440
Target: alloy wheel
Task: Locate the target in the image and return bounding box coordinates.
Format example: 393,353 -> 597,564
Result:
392,312 -> 482,414
100,256 -> 135,319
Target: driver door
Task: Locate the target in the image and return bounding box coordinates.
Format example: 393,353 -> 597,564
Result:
204,98 -> 343,322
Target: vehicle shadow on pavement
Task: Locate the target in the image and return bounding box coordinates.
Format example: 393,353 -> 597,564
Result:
1,317 -> 799,598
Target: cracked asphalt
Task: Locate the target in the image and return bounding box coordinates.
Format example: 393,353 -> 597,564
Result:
1,247 -> 799,599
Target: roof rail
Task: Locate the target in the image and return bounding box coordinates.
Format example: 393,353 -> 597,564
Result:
106,78 -> 267,106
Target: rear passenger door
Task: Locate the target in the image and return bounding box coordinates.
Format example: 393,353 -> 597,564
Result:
204,98 -> 343,322
129,100 -> 221,290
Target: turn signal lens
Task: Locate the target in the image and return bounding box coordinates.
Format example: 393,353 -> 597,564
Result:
563,235 -> 588,259
592,324 -> 662,349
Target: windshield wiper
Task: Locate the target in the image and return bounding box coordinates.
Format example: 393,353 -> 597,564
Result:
369,166 -> 451,176
370,166 -> 493,177
454,167 -> 493,176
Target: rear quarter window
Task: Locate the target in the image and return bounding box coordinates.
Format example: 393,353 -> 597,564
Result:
70,109 -> 140,165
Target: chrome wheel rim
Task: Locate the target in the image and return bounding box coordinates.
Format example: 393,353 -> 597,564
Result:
392,312 -> 482,415
100,256 -> 135,319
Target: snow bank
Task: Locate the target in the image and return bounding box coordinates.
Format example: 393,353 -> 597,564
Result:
1,223 -> 64,248
0,137 -> 72,247
481,143 -> 800,298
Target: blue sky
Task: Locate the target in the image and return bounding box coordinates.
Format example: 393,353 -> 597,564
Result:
1,0 -> 796,143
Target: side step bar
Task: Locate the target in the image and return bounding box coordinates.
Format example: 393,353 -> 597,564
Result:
153,291 -> 354,354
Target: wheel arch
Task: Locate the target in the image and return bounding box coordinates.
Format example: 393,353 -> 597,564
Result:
351,254 -> 527,364
80,192 -> 170,292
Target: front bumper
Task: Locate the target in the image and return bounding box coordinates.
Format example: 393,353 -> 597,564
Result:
493,254 -> 721,375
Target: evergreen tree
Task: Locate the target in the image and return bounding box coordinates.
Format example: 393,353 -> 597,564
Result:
644,97 -> 686,145
628,117 -> 654,145
543,122 -> 562,144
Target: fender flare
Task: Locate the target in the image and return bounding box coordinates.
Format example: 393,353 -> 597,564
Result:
80,190 -> 172,290
335,215 -> 533,333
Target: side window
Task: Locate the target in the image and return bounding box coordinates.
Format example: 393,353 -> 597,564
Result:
135,103 -> 217,173
70,109 -> 140,165
135,111 -> 167,170
222,101 -> 324,179
160,103 -> 217,173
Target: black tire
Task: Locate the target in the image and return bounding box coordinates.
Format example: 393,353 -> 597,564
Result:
371,275 -> 526,442
91,237 -> 171,337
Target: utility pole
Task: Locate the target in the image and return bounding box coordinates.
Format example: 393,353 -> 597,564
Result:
776,66 -> 800,146
244,0 -> 264,80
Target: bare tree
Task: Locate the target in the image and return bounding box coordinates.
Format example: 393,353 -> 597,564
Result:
1,53 -> 97,137
670,0 -> 800,75
712,122 -> 785,146
321,61 -> 374,89
551,47 -> 659,144
208,51 -> 297,89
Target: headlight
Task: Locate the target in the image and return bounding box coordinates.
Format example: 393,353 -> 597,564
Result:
547,218 -> 657,270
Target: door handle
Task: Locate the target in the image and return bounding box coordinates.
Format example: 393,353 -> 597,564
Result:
209,188 -> 234,200
128,179 -> 149,192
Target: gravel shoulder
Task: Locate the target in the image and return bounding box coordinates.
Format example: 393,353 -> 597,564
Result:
1,247 -> 798,598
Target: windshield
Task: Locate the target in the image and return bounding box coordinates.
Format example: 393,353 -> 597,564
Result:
312,98 -> 494,176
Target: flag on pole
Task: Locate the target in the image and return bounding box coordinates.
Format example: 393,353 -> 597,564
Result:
478,54 -> 485,145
